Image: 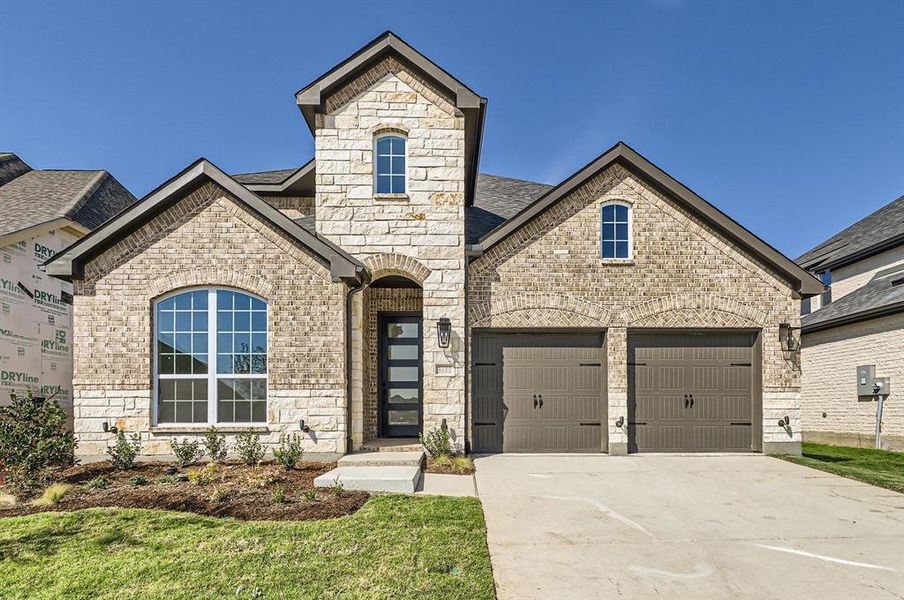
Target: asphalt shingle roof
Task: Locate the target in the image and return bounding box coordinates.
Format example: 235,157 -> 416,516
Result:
796,194 -> 904,271
802,266 -> 904,331
232,167 -> 300,185
0,153 -> 137,237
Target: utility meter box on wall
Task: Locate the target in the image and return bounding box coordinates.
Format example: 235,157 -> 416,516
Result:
857,365 -> 876,397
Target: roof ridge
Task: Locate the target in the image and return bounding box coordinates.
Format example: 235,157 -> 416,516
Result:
479,172 -> 552,187
62,170 -> 108,219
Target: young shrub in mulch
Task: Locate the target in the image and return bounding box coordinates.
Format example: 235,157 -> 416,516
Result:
204,427 -> 228,462
187,462 -> 221,486
0,391 -> 76,491
32,483 -> 72,506
235,432 -> 265,466
106,431 -> 142,470
429,455 -> 475,475
273,433 -> 303,470
171,438 -> 204,468
420,421 -> 460,458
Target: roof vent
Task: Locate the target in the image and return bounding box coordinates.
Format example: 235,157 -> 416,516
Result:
892,276 -> 904,287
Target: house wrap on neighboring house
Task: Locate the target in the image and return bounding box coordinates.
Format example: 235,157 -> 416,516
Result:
44,32 -> 824,459
0,153 -> 136,427
798,194 -> 904,450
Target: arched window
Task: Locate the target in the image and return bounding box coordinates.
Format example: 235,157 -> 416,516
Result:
600,202 -> 632,260
155,288 -> 267,425
374,134 -> 406,194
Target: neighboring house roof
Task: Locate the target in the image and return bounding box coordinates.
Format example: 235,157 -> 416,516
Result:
295,31 -> 487,207
802,265 -> 904,333
468,173 -> 553,244
474,141 -> 825,297
45,159 -> 365,284
0,153 -> 136,238
796,194 -> 904,272
232,159 -> 315,196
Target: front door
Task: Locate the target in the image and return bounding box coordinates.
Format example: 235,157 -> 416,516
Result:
379,314 -> 423,437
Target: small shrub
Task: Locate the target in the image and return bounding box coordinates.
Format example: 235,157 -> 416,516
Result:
208,486 -> 228,503
302,489 -> 316,502
32,483 -> 72,506
450,456 -> 474,474
171,438 -> 203,468
85,475 -> 111,490
272,485 -> 286,504
434,454 -> 452,469
107,431 -> 142,470
244,467 -> 280,489
420,421 -> 457,457
187,462 -> 220,486
0,390 -> 76,490
158,474 -> 181,485
129,476 -> 149,486
204,427 -> 228,462
0,491 -> 16,507
273,433 -> 303,470
235,432 -> 265,466
331,481 -> 344,497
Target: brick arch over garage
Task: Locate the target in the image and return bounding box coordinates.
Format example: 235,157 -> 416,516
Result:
147,268 -> 276,301
470,293 -> 611,328
363,253 -> 431,285
619,293 -> 768,328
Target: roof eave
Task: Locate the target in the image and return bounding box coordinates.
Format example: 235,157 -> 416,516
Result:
802,300 -> 904,334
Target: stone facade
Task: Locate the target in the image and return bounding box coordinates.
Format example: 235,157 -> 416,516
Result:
468,164 -> 802,454
71,181 -> 347,457
314,57 -> 467,447
801,313 -> 904,450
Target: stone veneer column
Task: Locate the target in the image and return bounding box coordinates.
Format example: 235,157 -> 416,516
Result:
607,327 -> 628,455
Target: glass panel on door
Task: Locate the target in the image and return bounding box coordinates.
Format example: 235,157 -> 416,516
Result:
380,315 -> 422,437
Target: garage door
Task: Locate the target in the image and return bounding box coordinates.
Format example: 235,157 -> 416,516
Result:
472,334 -> 605,453
628,332 -> 758,453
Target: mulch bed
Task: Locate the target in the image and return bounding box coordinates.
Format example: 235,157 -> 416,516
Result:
0,461 -> 369,522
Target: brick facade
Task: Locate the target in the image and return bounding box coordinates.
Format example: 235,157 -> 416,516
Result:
72,181 -> 347,457
801,313 -> 904,450
468,164 -> 802,454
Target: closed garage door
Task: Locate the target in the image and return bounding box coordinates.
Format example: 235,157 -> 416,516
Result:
472,333 -> 605,453
628,332 -> 759,453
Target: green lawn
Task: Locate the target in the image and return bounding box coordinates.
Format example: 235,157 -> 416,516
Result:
775,442 -> 904,493
0,495 -> 495,600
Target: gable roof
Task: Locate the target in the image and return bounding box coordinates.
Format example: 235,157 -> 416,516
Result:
468,173 -> 553,244
232,159 -> 315,196
44,159 -> 365,284
0,153 -> 136,239
796,194 -> 904,272
475,141 -> 825,297
802,264 -> 904,333
295,31 -> 487,206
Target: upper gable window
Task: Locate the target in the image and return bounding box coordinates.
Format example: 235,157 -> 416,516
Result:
375,134 -> 406,194
600,202 -> 632,260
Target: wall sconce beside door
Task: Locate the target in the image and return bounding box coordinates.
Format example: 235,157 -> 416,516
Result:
779,323 -> 800,352
437,317 -> 451,348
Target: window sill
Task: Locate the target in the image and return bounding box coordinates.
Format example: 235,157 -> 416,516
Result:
373,193 -> 409,202
600,259 -> 635,266
150,426 -> 270,434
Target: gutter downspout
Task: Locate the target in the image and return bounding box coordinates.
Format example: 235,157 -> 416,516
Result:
345,267 -> 370,455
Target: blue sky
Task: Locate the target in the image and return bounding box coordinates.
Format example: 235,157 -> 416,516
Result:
1,0 -> 901,258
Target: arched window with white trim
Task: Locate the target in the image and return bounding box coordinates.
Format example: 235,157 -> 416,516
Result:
374,133 -> 406,194
600,201 -> 632,260
155,288 -> 268,425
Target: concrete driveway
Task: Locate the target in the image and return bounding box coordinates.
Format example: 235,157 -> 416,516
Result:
474,454 -> 904,599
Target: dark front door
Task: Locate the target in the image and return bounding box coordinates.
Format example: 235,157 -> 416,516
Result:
627,332 -> 757,453
472,333 -> 605,453
379,314 -> 423,437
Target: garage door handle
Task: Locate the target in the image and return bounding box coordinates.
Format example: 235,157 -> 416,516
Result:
533,394 -> 538,409
538,394 -> 543,408
684,394 -> 689,408
689,394 -> 694,408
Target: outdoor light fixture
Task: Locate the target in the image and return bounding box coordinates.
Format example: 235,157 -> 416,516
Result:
299,419 -> 310,433
436,317 -> 452,348
102,421 -> 119,434
615,416 -> 625,428
777,416 -> 790,428
778,323 -> 799,352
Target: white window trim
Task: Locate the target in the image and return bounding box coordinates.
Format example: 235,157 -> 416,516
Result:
600,200 -> 633,261
152,286 -> 269,427
373,132 -> 408,196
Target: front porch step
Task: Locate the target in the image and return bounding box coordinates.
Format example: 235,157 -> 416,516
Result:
360,438 -> 422,452
314,466 -> 422,494
339,450 -> 425,468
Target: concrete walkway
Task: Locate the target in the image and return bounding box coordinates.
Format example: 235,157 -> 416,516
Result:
474,454 -> 904,600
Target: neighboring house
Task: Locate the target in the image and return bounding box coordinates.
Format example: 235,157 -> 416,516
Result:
0,152 -> 136,427
797,195 -> 904,450
45,32 -> 823,459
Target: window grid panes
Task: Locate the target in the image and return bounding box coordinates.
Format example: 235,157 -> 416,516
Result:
601,203 -> 630,259
375,135 -> 405,194
156,289 -> 267,425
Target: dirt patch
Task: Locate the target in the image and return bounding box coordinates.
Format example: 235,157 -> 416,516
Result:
425,456 -> 475,475
0,461 -> 368,521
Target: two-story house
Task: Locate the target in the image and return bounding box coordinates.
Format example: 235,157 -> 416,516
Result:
798,194 -> 903,450
45,32 -> 823,459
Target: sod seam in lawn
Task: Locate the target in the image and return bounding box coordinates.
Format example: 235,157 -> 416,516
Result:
773,442 -> 904,494
0,495 -> 496,600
